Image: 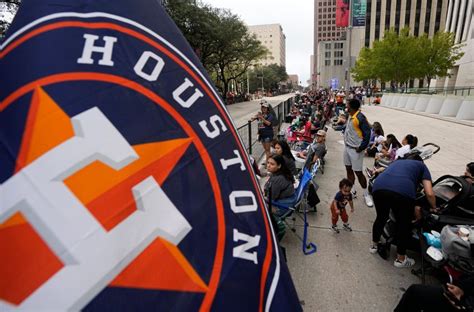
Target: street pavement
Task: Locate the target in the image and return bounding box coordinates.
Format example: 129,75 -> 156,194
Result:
225,93 -> 295,128
226,102 -> 474,311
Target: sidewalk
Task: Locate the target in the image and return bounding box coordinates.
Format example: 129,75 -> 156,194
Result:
278,105 -> 473,311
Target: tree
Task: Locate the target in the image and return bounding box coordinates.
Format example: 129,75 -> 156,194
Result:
210,9 -> 267,98
164,1 -> 268,101
375,28 -> 418,87
247,64 -> 288,93
352,28 -> 463,89
164,1 -> 220,71
352,47 -> 377,83
417,32 -> 464,87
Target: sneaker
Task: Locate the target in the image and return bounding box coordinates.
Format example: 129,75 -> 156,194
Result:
331,225 -> 340,233
394,257 -> 415,268
351,189 -> 357,198
364,193 -> 374,207
343,223 -> 352,231
369,245 -> 378,254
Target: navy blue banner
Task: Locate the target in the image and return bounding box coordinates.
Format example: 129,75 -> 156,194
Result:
0,0 -> 301,311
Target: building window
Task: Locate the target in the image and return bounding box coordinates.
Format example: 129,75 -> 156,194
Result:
325,60 -> 331,66
325,43 -> 331,49
270,34 -> 272,37
334,59 -> 343,65
325,51 -> 331,58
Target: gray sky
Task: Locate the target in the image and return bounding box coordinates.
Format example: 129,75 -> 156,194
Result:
203,0 -> 314,86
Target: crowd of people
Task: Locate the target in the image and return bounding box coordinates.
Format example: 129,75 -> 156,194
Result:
250,87 -> 473,311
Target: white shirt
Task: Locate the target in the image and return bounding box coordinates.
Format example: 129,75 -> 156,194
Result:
395,144 -> 411,159
374,135 -> 385,152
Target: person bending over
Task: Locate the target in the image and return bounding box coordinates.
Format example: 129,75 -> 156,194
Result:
370,154 -> 436,268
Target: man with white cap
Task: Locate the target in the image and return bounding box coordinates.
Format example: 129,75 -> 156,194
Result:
298,129 -> 327,170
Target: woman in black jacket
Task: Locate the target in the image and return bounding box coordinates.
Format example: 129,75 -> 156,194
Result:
264,154 -> 295,216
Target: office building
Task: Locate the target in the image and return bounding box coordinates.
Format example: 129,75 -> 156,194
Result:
312,0 -> 346,85
365,0 -> 449,48
248,24 -> 286,67
434,0 -> 474,88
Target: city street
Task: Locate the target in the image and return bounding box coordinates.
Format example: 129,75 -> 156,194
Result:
225,93 -> 295,128
228,101 -> 474,311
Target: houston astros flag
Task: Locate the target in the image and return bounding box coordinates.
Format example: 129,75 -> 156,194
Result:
0,0 -> 301,310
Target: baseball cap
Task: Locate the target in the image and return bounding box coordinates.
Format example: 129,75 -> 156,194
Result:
316,130 -> 326,136
261,102 -> 269,108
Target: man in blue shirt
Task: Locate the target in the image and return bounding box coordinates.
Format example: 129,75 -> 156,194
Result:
370,155 -> 437,268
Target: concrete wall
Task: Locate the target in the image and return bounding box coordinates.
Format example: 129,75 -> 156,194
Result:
397,94 -> 409,108
405,96 -> 419,110
439,95 -> 463,116
425,95 -> 445,114
456,97 -> 474,120
414,95 -> 430,111
380,93 -> 473,121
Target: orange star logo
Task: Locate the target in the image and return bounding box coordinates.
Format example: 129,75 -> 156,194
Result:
0,87 -> 208,305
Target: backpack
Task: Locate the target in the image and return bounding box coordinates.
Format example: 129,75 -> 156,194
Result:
440,225 -> 474,273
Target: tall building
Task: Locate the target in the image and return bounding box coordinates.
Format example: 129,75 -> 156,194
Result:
312,0 -> 346,85
365,0 -> 449,48
287,74 -> 299,87
434,0 -> 474,88
248,24 -> 286,67
317,41 -> 346,88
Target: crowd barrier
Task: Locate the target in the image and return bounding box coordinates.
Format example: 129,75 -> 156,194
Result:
236,97 -> 294,159
381,93 -> 474,121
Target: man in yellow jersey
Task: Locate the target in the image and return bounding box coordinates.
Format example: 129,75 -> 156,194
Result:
343,98 -> 373,207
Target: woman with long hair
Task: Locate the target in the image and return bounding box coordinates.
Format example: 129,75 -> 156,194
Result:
273,139 -> 297,175
264,154 -> 296,215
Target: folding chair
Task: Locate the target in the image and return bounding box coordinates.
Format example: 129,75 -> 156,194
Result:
271,168 -> 317,255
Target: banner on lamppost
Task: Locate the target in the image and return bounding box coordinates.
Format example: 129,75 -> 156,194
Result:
336,0 -> 350,27
352,0 -> 367,27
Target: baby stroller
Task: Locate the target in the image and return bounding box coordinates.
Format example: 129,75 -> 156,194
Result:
378,173 -> 474,282
367,143 -> 440,194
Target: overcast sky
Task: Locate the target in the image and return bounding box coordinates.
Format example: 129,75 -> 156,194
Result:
203,0 -> 314,86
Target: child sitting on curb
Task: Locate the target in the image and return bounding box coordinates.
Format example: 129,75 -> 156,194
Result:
331,178 -> 355,233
